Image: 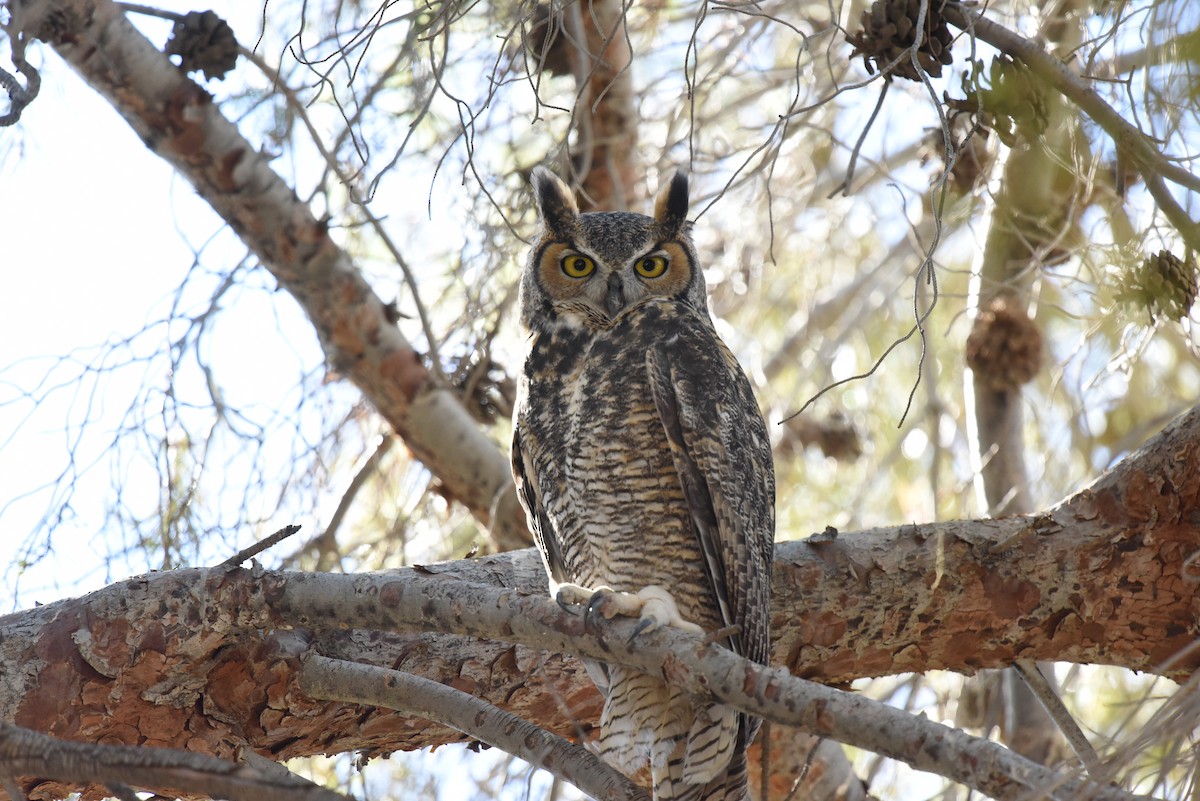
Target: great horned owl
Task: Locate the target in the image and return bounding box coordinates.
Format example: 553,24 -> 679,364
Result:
511,167 -> 775,801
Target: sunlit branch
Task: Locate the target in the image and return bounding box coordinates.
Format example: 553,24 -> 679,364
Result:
273,572 -> 1155,801
943,2 -> 1200,251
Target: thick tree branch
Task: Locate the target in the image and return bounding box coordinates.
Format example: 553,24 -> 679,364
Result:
943,2 -> 1200,251
276,575 -> 1152,801
0,403 -> 1197,797
8,0 -> 532,552
963,21 -> 1085,764
7,559 -> 1164,801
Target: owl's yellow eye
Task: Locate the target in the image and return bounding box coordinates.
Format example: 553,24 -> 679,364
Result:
635,255 -> 669,278
560,254 -> 596,278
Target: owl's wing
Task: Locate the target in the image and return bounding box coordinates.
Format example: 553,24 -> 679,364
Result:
511,425 -> 570,588
513,423 -> 616,697
645,324 -> 775,667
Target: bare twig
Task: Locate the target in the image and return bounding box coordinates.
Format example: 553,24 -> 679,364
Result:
828,79 -> 889,197
12,0 -> 526,549
239,48 -> 449,383
113,3 -> 184,22
0,28 -> 40,127
286,435 -> 395,569
1013,659 -> 1104,776
222,523 -> 303,566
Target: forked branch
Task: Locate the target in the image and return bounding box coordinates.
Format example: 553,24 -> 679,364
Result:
271,572 -> 1153,801
300,654 -> 649,801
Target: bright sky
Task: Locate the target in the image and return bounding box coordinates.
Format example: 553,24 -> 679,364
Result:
0,2 -> 311,606
1,67 -> 180,603
0,7 -> 556,794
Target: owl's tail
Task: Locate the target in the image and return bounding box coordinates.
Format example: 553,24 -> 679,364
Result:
598,667 -> 749,801
667,748 -> 752,801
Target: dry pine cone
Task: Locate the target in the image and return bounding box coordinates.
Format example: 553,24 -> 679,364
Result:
1116,250 -> 1198,323
966,295 -> 1044,391
847,0 -> 954,82
526,3 -> 573,77
778,413 -> 864,462
165,11 -> 239,81
922,123 -> 993,194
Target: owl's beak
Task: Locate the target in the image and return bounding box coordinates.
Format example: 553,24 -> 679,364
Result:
604,273 -> 625,316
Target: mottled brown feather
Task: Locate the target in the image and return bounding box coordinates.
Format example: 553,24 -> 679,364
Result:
512,168 -> 774,801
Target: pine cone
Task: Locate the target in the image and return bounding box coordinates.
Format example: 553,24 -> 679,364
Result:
778,413 -> 864,462
965,295 -> 1044,391
923,123 -> 992,193
947,130 -> 989,192
526,4 -> 573,77
1117,251 -> 1198,322
847,0 -> 955,82
165,11 -> 239,81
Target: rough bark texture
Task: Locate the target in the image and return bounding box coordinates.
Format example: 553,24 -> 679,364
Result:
7,1 -> 1200,798
961,1 -> 1091,761
1,403 -> 1198,798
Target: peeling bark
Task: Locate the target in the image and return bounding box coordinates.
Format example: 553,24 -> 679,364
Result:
7,1 -> 1200,798
1,403 -> 1198,797
960,0 -> 1095,762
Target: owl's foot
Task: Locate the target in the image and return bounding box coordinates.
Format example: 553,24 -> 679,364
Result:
554,583 -> 592,614
554,583 -> 703,641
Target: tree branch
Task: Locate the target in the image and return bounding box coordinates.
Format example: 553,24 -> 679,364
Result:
0,721 -> 349,801
299,654 -> 649,801
0,402 -> 1196,797
273,570 -> 1156,801
942,2 -> 1200,252
8,0 -> 532,551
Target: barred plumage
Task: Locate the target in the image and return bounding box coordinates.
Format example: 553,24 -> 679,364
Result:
511,167 -> 775,801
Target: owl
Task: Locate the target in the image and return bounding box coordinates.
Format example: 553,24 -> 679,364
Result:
511,167 -> 775,801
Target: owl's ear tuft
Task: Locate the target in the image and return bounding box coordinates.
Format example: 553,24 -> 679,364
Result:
654,171 -> 689,237
531,167 -> 579,236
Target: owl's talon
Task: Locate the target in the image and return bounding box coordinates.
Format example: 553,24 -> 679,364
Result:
584,591 -> 607,629
552,583 -> 703,639
629,616 -> 658,644
634,585 -> 704,636
555,589 -> 582,616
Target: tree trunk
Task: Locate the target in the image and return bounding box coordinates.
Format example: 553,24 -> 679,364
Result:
961,0 -> 1091,765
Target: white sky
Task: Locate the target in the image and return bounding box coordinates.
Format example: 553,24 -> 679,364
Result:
0,3 -> 306,605
0,7 -> 552,794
